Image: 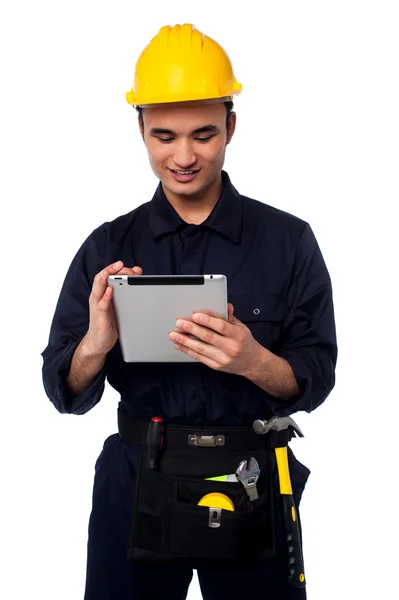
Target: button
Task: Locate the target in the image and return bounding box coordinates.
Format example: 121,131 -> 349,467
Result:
253,308 -> 260,315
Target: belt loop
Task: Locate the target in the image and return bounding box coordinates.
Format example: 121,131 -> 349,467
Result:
267,429 -> 290,448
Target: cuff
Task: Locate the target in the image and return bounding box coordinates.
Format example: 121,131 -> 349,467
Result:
44,341 -> 106,415
264,353 -> 312,416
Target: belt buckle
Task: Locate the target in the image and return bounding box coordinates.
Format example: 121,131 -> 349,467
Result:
188,434 -> 225,447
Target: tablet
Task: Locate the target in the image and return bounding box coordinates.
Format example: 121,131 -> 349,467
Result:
107,274 -> 228,362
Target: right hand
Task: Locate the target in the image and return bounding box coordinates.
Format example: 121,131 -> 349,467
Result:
83,261 -> 143,356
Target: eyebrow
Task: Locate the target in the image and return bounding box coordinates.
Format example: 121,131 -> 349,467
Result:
149,125 -> 219,136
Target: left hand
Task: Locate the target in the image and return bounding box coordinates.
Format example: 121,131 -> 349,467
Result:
168,303 -> 260,376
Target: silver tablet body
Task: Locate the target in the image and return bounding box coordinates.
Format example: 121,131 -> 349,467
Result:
107,274 -> 228,362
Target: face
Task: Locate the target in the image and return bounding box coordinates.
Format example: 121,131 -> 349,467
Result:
139,102 -> 236,200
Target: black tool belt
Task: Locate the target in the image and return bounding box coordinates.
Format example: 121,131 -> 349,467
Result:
118,409 -> 289,564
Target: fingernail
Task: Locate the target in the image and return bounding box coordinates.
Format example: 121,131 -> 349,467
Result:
113,261 -> 121,268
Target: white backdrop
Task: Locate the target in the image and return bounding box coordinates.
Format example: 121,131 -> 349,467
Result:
1,1 -> 398,598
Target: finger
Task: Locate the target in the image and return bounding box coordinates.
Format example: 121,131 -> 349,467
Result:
190,312 -> 236,336
115,265 -> 143,276
227,303 -> 242,325
173,341 -> 223,370
228,303 -> 234,320
115,267 -> 140,276
174,319 -> 223,348
91,261 -> 124,303
97,284 -> 113,310
169,330 -> 227,363
192,308 -> 224,320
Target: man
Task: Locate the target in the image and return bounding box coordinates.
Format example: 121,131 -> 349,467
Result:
42,23 -> 337,600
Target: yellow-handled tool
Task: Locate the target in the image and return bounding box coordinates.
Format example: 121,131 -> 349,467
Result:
253,417 -> 306,588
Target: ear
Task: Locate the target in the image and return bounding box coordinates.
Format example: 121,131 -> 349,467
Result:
226,112 -> 237,145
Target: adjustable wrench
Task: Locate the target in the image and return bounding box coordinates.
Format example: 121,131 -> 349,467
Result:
235,457 -> 261,501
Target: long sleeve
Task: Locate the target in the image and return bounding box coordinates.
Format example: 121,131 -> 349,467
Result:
271,223 -> 337,416
41,227 -> 107,415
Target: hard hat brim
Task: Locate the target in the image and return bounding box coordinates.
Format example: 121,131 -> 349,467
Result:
135,96 -> 234,109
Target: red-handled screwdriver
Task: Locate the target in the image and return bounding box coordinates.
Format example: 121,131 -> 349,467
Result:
146,416 -> 164,470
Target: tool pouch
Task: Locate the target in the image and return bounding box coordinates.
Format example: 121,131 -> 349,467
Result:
127,431 -> 276,564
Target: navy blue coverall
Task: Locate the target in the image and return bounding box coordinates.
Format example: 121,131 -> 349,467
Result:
41,171 -> 337,599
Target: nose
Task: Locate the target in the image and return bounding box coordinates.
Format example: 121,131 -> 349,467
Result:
173,140 -> 197,169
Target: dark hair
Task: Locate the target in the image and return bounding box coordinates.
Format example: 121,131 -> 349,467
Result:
137,100 -> 234,135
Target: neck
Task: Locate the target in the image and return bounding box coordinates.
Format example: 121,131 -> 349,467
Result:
162,174 -> 223,225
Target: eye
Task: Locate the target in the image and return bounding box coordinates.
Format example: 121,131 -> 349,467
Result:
157,137 -> 174,143
194,135 -> 215,143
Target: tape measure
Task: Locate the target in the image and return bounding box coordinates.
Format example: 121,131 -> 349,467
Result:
197,492 -> 235,511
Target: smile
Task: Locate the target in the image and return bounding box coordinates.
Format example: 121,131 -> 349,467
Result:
169,169 -> 199,175
168,168 -> 201,183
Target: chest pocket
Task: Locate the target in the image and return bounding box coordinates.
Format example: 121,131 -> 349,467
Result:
228,294 -> 287,350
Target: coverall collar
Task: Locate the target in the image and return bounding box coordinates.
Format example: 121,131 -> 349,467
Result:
149,170 -> 243,243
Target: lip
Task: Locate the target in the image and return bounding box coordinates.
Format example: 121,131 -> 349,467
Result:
168,168 -> 200,183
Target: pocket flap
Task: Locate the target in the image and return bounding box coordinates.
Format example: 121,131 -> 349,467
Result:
228,294 -> 287,323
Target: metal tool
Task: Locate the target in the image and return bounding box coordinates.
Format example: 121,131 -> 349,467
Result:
235,457 -> 261,501
253,416 -> 306,588
253,416 -> 304,438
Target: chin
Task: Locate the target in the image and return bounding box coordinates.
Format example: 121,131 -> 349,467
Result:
168,181 -> 202,196
165,172 -> 205,193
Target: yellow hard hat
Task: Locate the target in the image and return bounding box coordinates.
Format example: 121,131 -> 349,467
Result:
126,24 -> 242,107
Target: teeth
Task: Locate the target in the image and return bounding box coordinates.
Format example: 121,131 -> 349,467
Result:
174,170 -> 195,175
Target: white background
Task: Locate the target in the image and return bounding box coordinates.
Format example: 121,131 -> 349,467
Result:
1,1 -> 398,598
